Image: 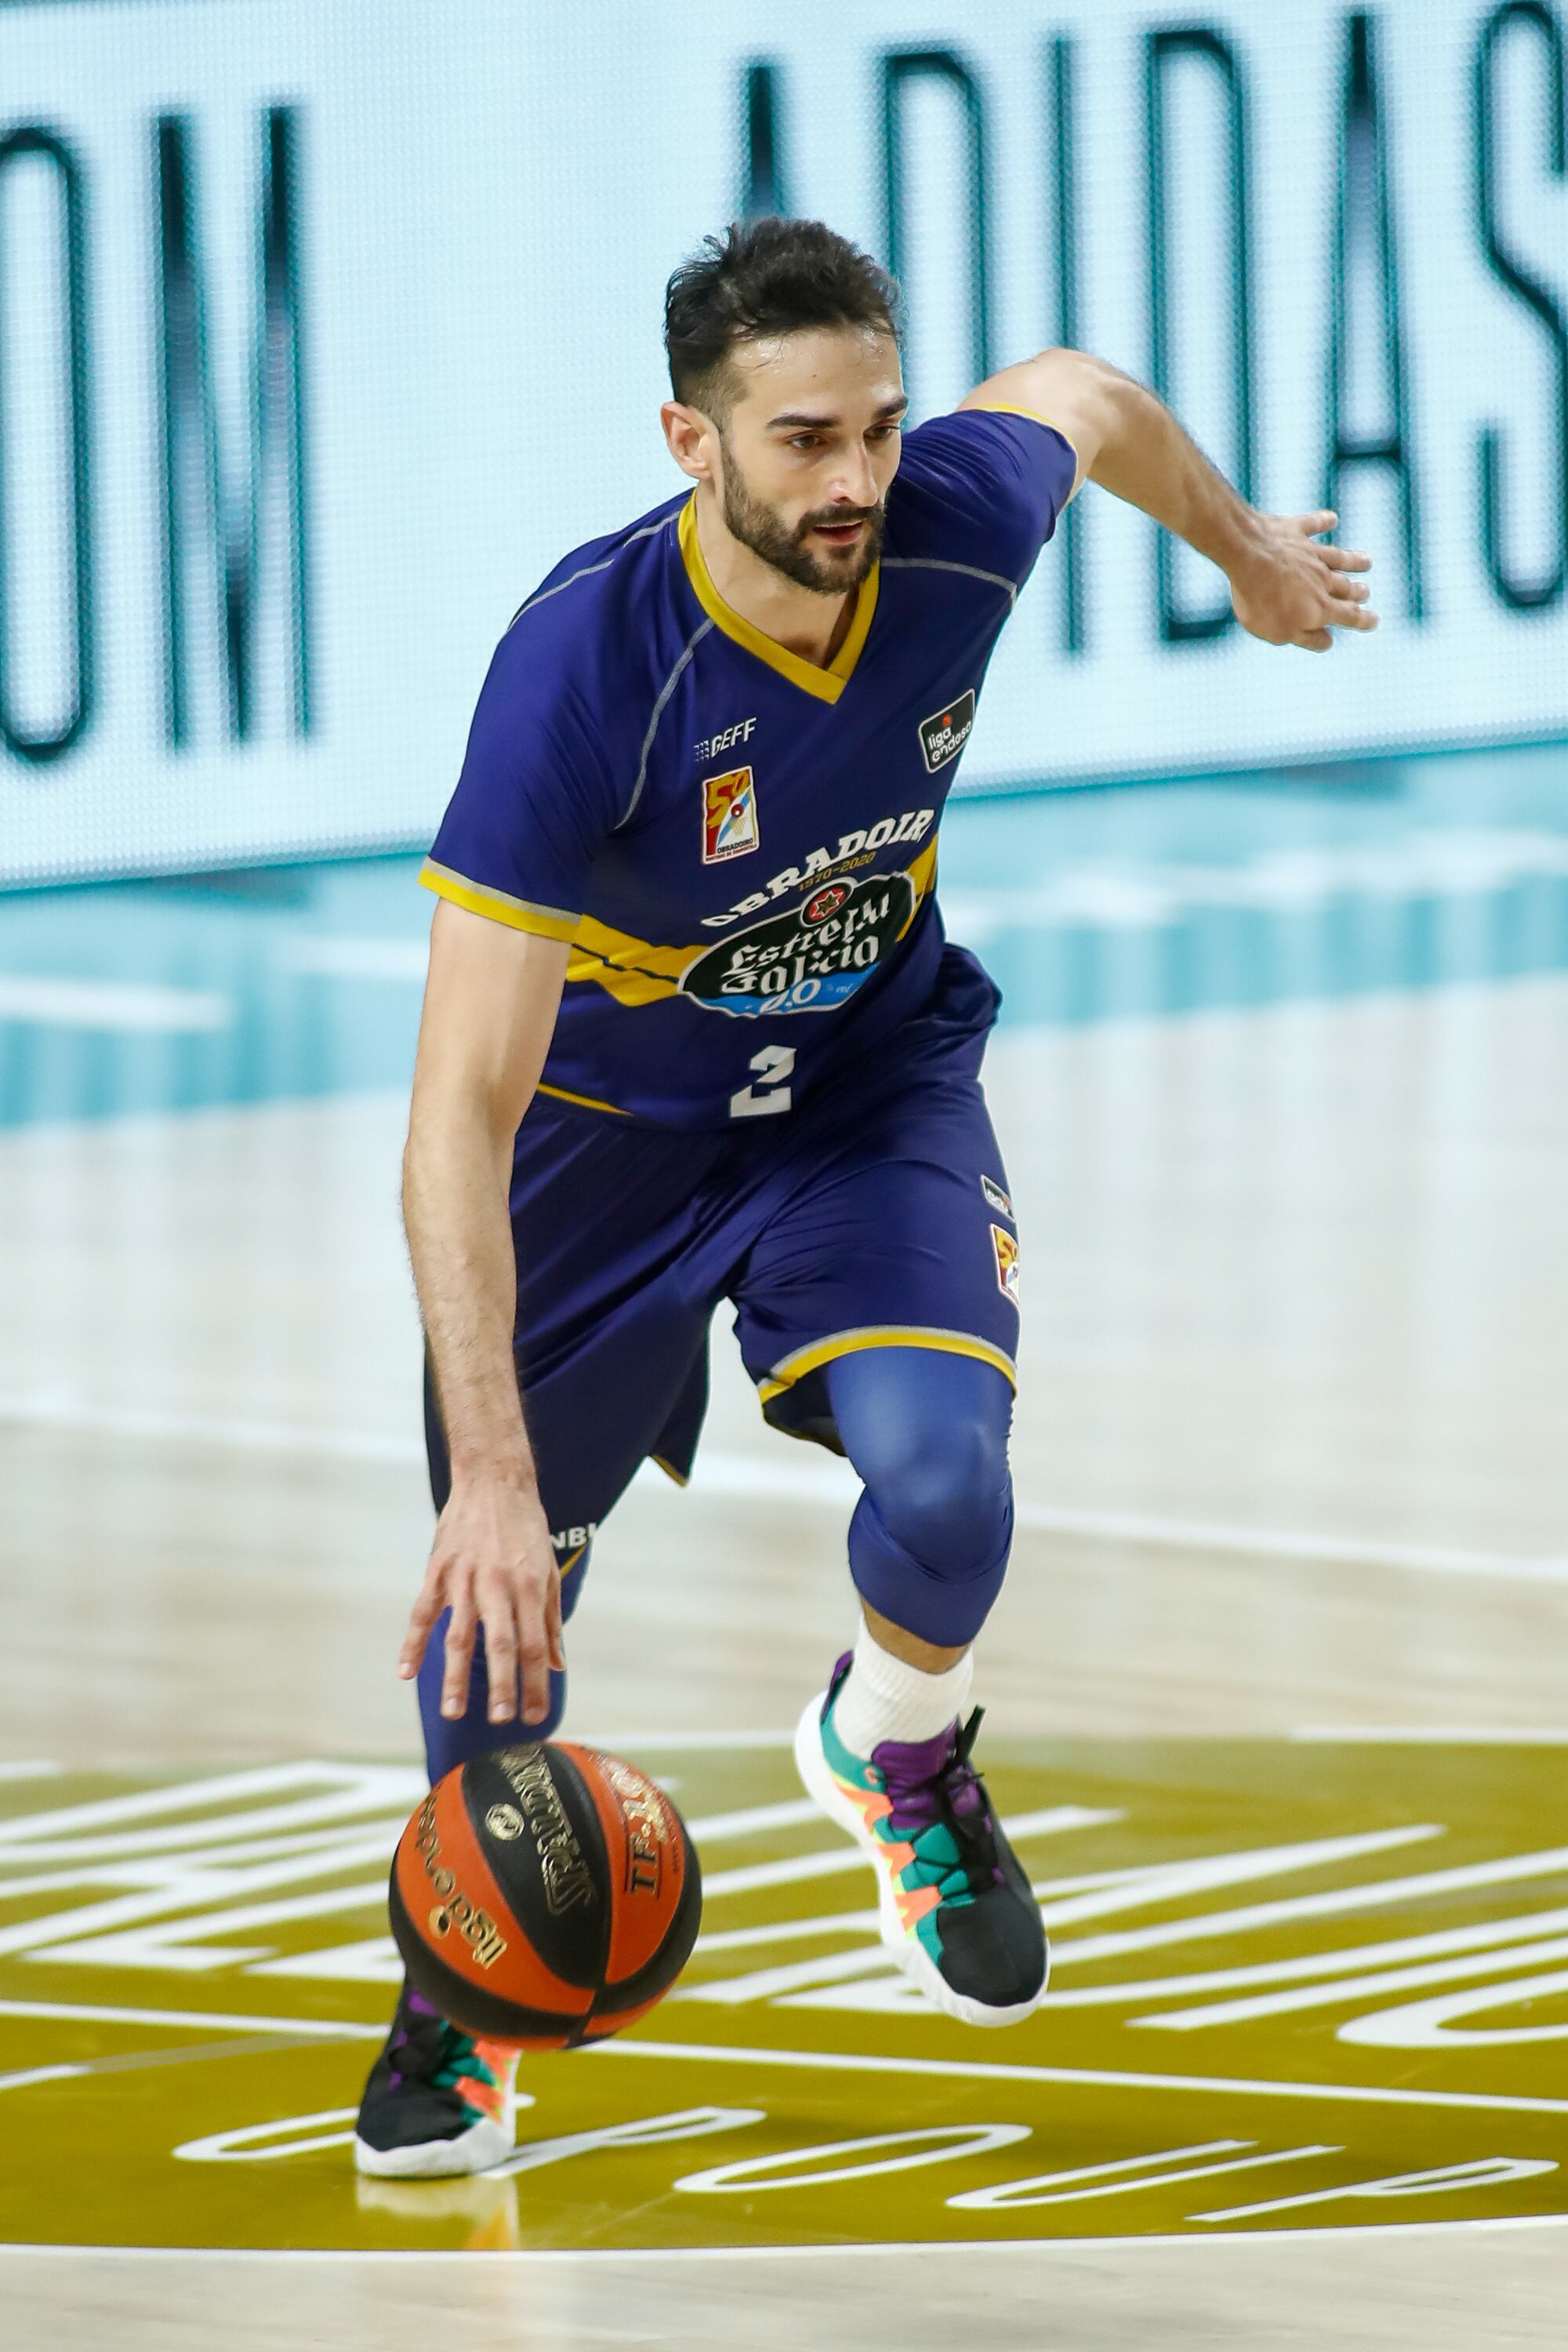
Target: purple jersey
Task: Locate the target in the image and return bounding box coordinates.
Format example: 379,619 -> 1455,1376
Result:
421,405 -> 1076,1127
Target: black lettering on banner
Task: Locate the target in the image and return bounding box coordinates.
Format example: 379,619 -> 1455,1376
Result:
881,48 -> 993,394
0,128 -> 94,764
740,60 -> 792,221
1473,1 -> 1567,612
1144,27 -> 1257,643
1323,13 -> 1426,620
157,105 -> 312,747
1044,34 -> 1087,656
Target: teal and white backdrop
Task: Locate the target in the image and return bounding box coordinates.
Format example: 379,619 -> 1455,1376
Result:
1,0 -> 1564,884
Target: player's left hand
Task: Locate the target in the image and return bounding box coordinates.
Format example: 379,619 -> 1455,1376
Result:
1229,510 -> 1377,652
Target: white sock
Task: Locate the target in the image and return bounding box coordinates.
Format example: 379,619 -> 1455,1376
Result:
832,1621 -> 974,1754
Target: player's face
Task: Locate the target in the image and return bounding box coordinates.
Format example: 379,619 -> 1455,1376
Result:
717,326 -> 906,594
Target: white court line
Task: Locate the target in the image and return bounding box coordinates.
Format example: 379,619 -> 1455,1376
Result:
0,1762 -> 412,1846
695,1910 -> 877,1956
684,1798 -> 822,1840
0,1762 -> 60,1784
0,1996 -> 385,2038
5,1389 -> 1559,1587
1040,1904 -> 1568,2013
0,2064 -> 88,2093
1136,1926 -> 1568,2034
591,2034 -> 1568,2118
6,2212 -> 1568,2256
25,1992 -> 1568,2117
1294,1727 -> 1568,1745
1054,1841 -> 1568,1972
0,977 -> 233,1032
702,1807 -> 1117,1900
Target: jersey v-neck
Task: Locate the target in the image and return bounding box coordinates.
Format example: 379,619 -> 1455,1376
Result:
677,493 -> 879,705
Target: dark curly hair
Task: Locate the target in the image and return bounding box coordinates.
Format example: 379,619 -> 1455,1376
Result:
664,218 -> 901,419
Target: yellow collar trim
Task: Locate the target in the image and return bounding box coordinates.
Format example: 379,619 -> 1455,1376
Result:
678,495 -> 878,705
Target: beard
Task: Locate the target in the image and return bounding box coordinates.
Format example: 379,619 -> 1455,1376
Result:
720,457 -> 885,594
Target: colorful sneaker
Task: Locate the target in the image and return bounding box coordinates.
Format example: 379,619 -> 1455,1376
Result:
794,1657 -> 1048,2027
353,1980 -> 519,2177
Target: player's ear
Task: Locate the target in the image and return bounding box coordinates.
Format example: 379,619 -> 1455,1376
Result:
661,400 -> 717,484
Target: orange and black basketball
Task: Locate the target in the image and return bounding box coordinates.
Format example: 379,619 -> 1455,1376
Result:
387,1742 -> 702,2048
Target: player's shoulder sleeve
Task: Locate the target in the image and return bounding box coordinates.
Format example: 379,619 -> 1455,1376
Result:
419,511 -> 677,941
887,406 -> 1078,592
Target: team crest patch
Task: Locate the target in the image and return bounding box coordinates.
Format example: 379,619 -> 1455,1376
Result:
702,767 -> 760,863
917,688 -> 976,775
991,1222 -> 1020,1304
981,1174 -> 1014,1221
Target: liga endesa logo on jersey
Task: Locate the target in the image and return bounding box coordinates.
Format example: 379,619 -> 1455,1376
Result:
702,767 -> 760,863
917,689 -> 977,775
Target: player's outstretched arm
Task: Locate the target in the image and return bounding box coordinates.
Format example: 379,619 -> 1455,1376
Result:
959,350 -> 1377,652
398,900 -> 570,1727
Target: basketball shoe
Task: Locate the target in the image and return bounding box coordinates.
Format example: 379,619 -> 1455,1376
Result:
794,1655 -> 1048,2026
354,1980 -> 519,2176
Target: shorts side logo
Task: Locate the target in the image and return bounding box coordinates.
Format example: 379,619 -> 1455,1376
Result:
981,1174 -> 1014,1222
702,767 -> 760,863
991,1222 -> 1021,1305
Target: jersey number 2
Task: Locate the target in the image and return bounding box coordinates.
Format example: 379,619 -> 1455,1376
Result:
729,1046 -> 795,1120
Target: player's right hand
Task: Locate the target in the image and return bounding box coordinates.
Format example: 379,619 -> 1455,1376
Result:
397,1474 -> 566,1729
1229,510 -> 1378,651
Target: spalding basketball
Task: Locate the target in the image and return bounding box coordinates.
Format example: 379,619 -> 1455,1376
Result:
387,1743 -> 702,2048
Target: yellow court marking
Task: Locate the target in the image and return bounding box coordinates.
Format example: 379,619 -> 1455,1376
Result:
2,1741 -> 1568,2252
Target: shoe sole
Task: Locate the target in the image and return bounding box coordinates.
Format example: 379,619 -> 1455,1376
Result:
793,1690 -> 1048,2029
352,2111 -> 514,2179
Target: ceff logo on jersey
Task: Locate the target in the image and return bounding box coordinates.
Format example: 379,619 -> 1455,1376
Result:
702,768 -> 760,864
918,689 -> 977,775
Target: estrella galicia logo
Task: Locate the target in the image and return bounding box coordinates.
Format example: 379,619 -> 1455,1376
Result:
917,688 -> 976,775
678,868 -> 918,1016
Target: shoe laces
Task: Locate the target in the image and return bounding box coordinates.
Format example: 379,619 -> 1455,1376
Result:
882,1707 -> 1004,1896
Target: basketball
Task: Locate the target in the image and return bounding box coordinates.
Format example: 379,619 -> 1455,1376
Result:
387,1743 -> 702,2048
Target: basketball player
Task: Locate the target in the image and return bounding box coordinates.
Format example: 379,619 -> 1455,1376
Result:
354,217 -> 1377,2174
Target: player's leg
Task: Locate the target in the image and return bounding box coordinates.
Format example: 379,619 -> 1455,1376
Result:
827,1342 -> 1014,1670
356,1527 -> 591,2178
356,1097 -> 720,2178
731,968 -> 1044,2024
793,1341 -> 1047,2027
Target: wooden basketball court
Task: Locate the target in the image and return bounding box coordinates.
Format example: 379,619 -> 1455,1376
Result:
3,773 -> 1567,2344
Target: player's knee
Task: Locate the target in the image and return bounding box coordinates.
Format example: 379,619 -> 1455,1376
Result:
848,1461 -> 1012,1650
859,1415 -> 1013,1580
